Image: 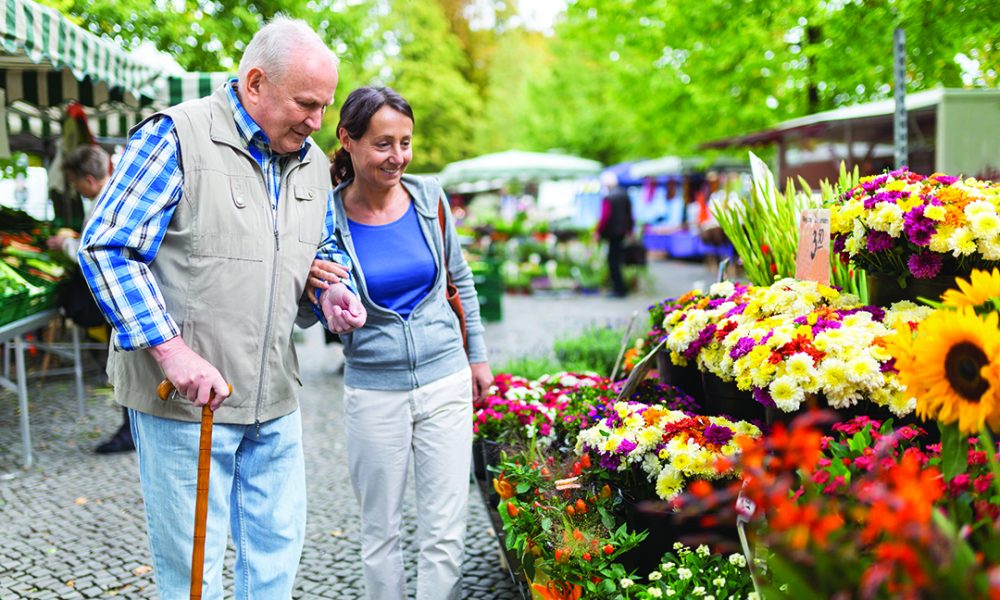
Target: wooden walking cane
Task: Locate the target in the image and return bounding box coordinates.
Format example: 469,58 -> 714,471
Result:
157,379 -> 232,600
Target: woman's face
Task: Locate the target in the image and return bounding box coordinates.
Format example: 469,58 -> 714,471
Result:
342,105 -> 413,190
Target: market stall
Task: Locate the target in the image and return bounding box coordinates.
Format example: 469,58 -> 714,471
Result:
470,154 -> 1000,597
0,0 -> 226,470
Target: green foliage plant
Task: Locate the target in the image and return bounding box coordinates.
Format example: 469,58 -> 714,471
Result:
553,324 -> 625,376
712,151 -> 814,286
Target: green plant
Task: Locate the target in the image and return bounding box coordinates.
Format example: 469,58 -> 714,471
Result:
634,543 -> 755,599
496,355 -> 563,380
554,325 -> 625,376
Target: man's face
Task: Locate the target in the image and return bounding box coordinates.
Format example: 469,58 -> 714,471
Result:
243,53 -> 338,155
70,174 -> 103,199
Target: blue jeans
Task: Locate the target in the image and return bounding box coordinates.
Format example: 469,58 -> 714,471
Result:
129,408 -> 306,599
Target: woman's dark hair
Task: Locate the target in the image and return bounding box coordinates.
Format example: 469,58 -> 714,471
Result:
331,86 -> 414,185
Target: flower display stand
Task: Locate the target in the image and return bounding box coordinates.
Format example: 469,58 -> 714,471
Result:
473,439 -> 532,600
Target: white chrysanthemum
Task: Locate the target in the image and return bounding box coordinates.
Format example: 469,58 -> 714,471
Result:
845,355 -> 880,384
677,567 -> 693,580
978,236 -> 1000,260
655,466 -> 684,501
785,352 -> 816,382
769,375 -> 804,412
729,553 -> 747,567
971,212 -> 1000,239
965,199 -> 996,220
949,227 -> 978,256
866,202 -> 904,235
710,281 -> 736,297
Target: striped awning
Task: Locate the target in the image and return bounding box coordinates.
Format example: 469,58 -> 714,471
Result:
3,73 -> 233,141
0,0 -> 163,103
0,0 -> 230,142
163,72 -> 232,107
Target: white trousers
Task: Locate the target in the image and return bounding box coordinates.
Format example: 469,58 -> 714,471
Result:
344,367 -> 473,600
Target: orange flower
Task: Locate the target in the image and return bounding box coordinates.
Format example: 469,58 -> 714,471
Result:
642,406 -> 668,426
623,347 -> 639,370
493,474 -> 514,500
768,423 -> 824,473
532,582 -> 582,600
689,479 -> 713,499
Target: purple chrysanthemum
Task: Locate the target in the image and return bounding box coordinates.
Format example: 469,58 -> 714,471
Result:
932,174 -> 959,185
907,250 -> 943,279
752,387 -> 776,408
683,323 -> 718,361
843,306 -> 886,321
616,439 -> 638,454
729,336 -> 756,360
704,424 -> 734,446
725,302 -> 748,318
866,230 -> 894,253
599,454 -> 621,470
861,175 -> 889,194
903,205 -> 936,247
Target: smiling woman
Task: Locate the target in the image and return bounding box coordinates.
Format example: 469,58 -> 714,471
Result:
308,86 -> 495,600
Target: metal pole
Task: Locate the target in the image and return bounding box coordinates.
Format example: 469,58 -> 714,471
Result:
894,27 -> 908,169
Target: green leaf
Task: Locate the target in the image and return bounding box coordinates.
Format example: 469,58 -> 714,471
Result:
940,422 -> 968,480
765,554 -> 827,600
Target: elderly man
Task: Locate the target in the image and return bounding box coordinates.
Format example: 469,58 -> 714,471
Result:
79,17 -> 364,598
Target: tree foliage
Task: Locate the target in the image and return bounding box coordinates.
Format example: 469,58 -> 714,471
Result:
35,0 -> 1000,170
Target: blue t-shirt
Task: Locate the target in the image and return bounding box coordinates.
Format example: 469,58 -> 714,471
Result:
348,202 -> 436,318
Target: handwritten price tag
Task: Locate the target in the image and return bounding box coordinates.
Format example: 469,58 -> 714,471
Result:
795,208 -> 830,284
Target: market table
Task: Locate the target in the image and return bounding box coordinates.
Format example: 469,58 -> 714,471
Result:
0,309 -> 86,471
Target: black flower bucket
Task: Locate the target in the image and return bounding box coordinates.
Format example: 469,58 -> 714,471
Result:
865,272 -> 955,307
617,487 -> 740,578
701,372 -> 767,424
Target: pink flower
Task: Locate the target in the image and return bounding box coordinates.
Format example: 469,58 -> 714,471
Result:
948,473 -> 971,496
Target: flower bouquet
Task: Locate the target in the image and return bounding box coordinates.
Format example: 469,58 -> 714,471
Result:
830,169 -> 1000,287
658,278 -> 931,416
575,401 -> 761,502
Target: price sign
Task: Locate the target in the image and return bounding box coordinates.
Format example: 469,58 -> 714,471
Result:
795,208 -> 830,284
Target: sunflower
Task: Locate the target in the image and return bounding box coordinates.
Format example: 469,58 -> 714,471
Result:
893,307 -> 1000,435
941,268 -> 1000,308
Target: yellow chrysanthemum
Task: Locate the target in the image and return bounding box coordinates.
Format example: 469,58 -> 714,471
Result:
893,307 -> 1000,435
942,268 -> 1000,308
924,204 -> 946,221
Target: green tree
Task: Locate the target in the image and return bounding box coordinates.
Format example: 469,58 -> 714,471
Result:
374,0 -> 482,173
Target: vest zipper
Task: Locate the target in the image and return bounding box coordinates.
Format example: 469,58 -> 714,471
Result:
253,160 -> 304,431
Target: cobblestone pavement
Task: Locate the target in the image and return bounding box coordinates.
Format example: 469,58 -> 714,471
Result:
0,260 -> 707,599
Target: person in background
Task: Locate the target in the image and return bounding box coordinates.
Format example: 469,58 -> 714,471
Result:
46,145 -> 133,453
78,17 -> 364,598
309,86 -> 493,600
596,173 -> 635,297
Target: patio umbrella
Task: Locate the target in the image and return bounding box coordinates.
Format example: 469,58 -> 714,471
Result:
438,150 -> 603,188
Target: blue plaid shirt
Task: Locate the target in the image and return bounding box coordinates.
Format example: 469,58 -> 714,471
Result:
79,80 -> 353,351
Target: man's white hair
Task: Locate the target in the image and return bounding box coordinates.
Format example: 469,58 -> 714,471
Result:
238,16 -> 338,84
